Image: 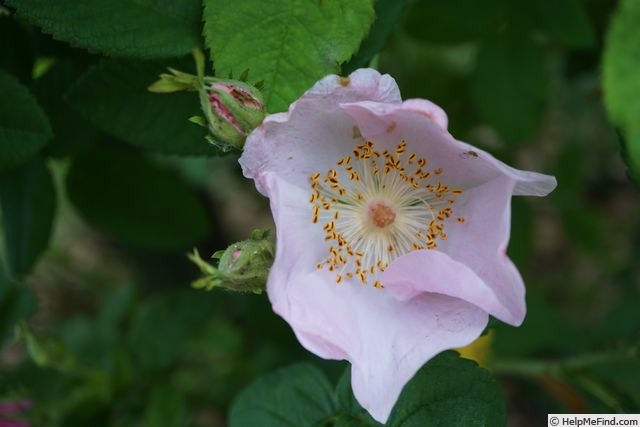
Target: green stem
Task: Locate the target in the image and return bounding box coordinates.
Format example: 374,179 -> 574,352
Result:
490,345 -> 639,377
193,48 -> 205,84
572,373 -> 627,413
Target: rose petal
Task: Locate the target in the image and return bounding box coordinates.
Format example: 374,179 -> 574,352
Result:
349,294 -> 487,422
261,174 -> 488,423
436,175 -> 528,325
240,69 -> 401,196
396,98 -> 449,132
340,100 -> 556,195
271,265 -> 487,423
340,101 -> 543,325
304,68 -> 402,105
382,247 -> 520,325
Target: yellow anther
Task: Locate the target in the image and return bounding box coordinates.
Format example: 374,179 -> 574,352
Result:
310,139 -> 463,289
358,271 -> 367,284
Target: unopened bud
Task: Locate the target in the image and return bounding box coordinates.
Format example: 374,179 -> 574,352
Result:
148,49 -> 266,152
189,229 -> 274,293
200,79 -> 266,150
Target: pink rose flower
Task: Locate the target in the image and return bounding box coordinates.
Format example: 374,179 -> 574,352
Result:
239,69 -> 556,422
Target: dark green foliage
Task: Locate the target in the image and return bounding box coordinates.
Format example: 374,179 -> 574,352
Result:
5,0 -> 202,58
404,0 -> 507,43
33,60 -> 101,158
144,384 -> 187,427
0,70 -> 52,172
66,146 -> 211,250
230,352 -> 505,427
67,60 -> 213,156
127,291 -> 215,371
517,0 -> 595,48
0,15 -> 36,84
229,363 -> 337,427
0,269 -> 36,345
343,0 -> 407,74
386,352 -> 506,427
0,157 -> 56,277
0,0 -> 639,426
472,33 -> 548,145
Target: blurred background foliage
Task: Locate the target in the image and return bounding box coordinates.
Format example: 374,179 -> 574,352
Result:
0,0 -> 639,425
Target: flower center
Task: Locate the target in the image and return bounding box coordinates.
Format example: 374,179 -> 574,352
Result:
309,138 -> 465,289
368,201 -> 396,228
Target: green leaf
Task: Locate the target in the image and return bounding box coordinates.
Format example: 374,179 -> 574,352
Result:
343,0 -> 407,74
66,146 -> 211,250
229,363 -> 337,427
403,0 -> 507,43
472,33 -> 548,145
5,0 -> 202,59
518,0 -> 595,48
67,59 -> 215,156
603,0 -> 640,183
33,60 -> 101,158
386,352 -> 506,427
0,70 -> 52,172
0,157 -> 56,277
231,354 -> 505,426
203,0 -> 375,112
